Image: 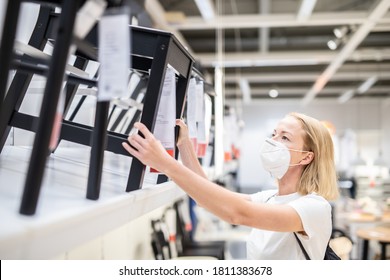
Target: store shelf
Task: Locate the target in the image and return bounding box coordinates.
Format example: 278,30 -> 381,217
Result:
0,145 -> 185,259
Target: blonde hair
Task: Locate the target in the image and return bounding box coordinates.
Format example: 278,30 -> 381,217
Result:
288,112 -> 339,201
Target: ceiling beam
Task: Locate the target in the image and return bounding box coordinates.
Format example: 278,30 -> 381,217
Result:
196,48 -> 390,68
223,70 -> 390,83
301,0 -> 390,106
173,12 -> 390,30
297,0 -> 317,22
144,0 -> 193,53
224,86 -> 390,96
259,0 -> 270,53
194,0 -> 215,20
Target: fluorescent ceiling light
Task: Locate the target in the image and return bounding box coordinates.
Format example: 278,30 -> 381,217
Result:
269,89 -> 279,98
239,79 -> 251,104
357,76 -> 378,94
333,26 -> 348,38
194,0 -> 215,20
327,39 -> 339,50
297,0 -> 317,21
337,89 -> 354,103
213,59 -> 320,68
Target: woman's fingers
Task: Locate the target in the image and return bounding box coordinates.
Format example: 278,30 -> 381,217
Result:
175,119 -> 190,147
134,122 -> 153,140
122,141 -> 140,158
175,119 -> 185,127
122,122 -> 178,174
127,134 -> 144,151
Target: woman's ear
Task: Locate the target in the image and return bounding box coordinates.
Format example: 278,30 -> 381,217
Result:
301,151 -> 314,165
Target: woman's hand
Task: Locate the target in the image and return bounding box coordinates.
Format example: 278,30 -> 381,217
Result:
175,118 -> 190,147
122,122 -> 175,173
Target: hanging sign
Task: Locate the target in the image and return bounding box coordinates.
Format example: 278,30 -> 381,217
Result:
151,67 -> 176,173
195,81 -> 206,157
186,78 -> 198,152
98,7 -> 130,101
197,93 -> 212,158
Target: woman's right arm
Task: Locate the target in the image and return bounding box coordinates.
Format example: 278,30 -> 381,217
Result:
122,122 -> 302,232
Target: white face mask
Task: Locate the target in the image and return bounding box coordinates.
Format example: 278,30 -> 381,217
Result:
260,138 -> 307,179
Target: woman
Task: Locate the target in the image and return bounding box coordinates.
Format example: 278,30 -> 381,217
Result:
122,112 -> 339,259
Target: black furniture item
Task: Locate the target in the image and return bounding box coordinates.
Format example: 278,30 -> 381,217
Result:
9,0 -> 83,215
150,218 -> 222,260
0,1 -> 194,215
173,199 -> 226,260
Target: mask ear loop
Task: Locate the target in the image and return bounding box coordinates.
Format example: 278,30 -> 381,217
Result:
288,147 -> 311,153
288,150 -> 313,166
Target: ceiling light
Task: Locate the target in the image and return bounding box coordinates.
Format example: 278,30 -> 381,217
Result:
333,26 -> 348,38
327,39 -> 339,50
269,89 -> 279,98
356,76 -> 378,94
194,0 -> 215,20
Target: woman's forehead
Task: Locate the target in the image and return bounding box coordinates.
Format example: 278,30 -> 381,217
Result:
275,116 -> 303,132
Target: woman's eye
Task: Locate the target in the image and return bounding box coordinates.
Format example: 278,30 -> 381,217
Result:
282,136 -> 290,141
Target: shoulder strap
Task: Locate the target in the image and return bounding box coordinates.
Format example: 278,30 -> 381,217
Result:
293,233 -> 311,260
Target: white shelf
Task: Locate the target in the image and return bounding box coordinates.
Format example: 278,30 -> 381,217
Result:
0,146 -> 185,259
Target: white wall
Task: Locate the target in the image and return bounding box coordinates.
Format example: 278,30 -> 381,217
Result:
53,205 -> 169,260
232,98 -> 390,190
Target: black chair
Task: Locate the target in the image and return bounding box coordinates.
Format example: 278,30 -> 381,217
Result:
150,219 -> 172,260
0,0 -> 195,215
173,199 -> 226,259
150,218 -> 221,260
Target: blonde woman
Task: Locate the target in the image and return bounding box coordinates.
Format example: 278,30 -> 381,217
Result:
122,112 -> 339,259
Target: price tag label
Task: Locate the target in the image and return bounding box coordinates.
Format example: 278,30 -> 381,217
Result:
151,67 -> 176,173
186,78 -> 198,151
98,7 -> 130,101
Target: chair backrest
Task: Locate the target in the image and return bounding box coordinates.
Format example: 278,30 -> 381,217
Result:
150,219 -> 172,260
173,199 -> 193,245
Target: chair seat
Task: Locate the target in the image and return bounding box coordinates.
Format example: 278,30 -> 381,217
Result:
171,256 -> 218,260
179,247 -> 224,260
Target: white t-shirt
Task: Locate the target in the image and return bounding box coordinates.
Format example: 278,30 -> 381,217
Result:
247,189 -> 332,260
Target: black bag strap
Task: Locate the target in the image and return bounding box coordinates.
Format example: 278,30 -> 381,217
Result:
293,232 -> 311,260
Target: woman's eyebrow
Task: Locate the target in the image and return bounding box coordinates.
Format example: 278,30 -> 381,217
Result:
274,129 -> 293,136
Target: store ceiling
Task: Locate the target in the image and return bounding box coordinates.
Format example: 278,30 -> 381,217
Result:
142,0 -> 390,106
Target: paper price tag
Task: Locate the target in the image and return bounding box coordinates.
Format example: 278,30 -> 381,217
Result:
195,80 -> 204,122
151,67 -> 176,173
98,7 -> 130,101
186,78 -> 198,152
197,94 -> 213,158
